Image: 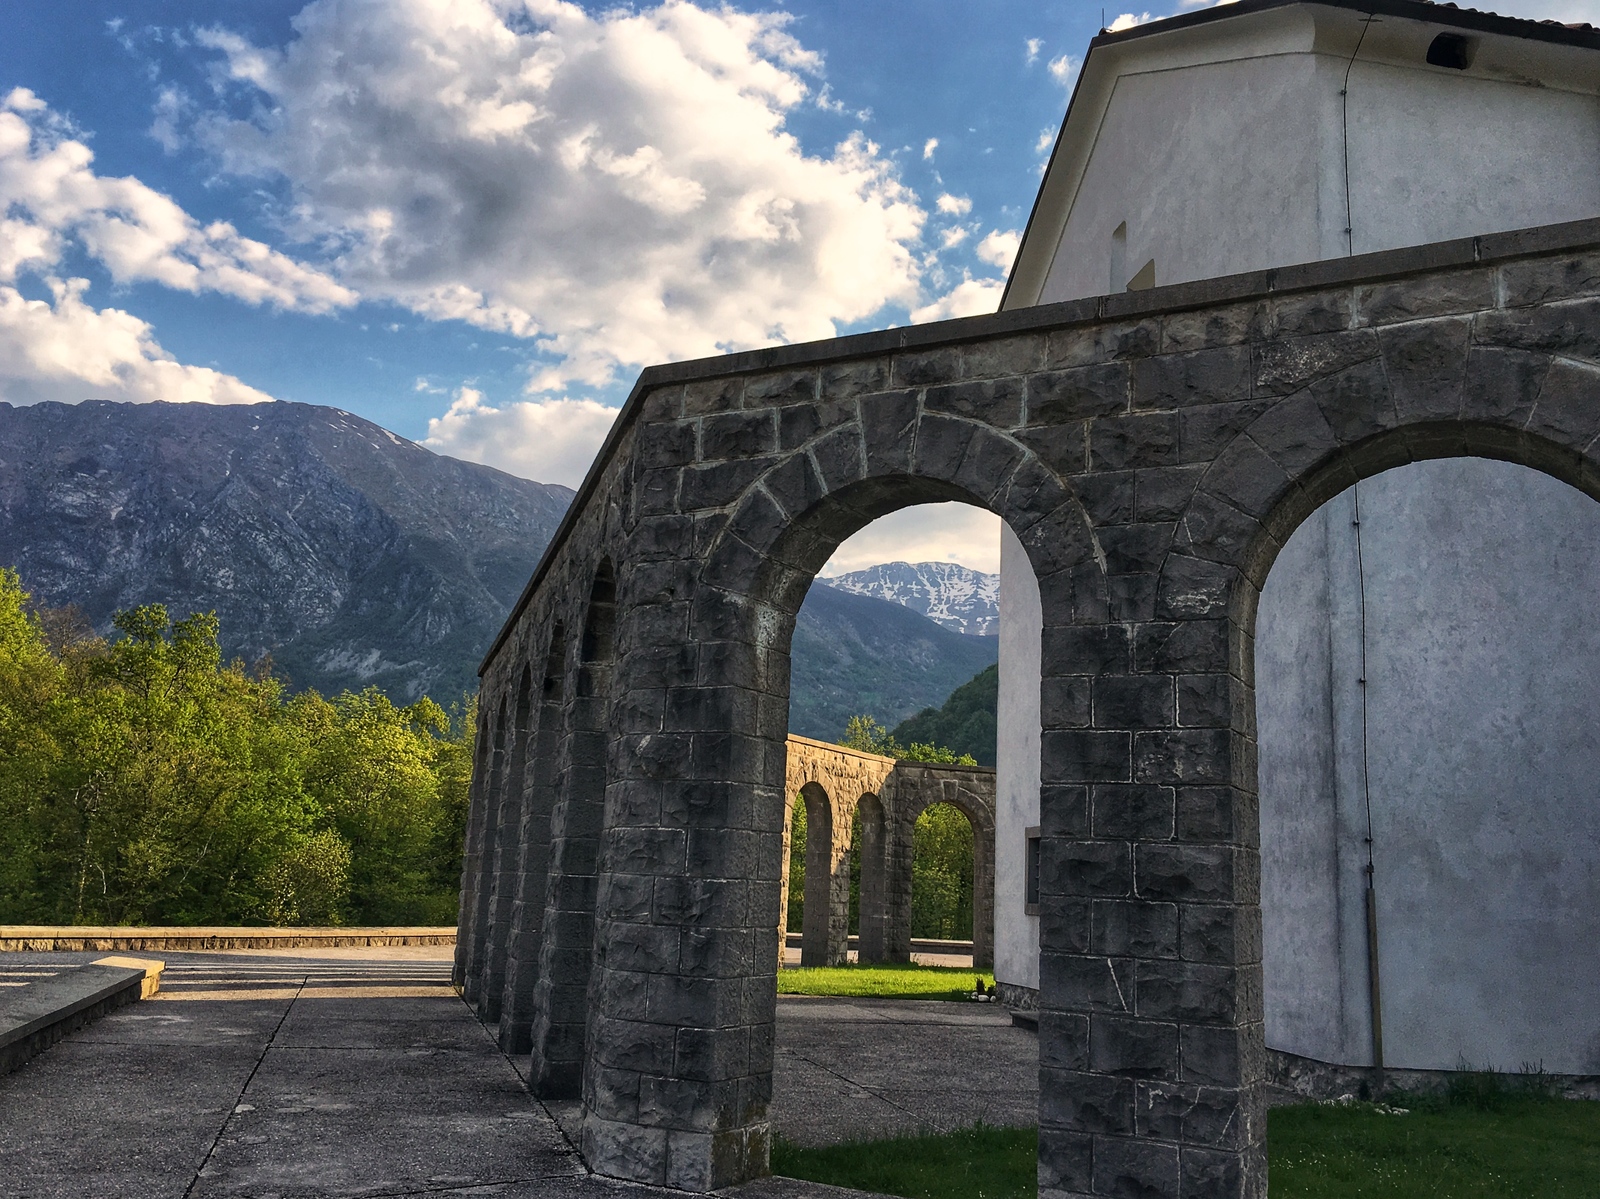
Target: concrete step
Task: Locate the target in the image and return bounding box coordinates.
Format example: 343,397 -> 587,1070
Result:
0,956 -> 164,1076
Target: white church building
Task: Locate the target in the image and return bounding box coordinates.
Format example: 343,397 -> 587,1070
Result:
993,0 -> 1600,1076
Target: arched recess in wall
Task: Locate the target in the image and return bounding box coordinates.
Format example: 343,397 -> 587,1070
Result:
463,692 -> 510,1007
529,561 -> 616,1100
1254,454 -> 1600,1080
478,662 -> 535,1024
496,623 -> 566,1056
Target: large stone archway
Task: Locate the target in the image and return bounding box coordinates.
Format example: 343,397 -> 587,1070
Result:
458,219 -> 1600,1197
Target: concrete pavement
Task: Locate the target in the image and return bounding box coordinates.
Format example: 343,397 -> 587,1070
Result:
0,949 -> 1037,1197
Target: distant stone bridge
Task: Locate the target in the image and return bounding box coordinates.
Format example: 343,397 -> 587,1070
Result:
455,218 -> 1600,1198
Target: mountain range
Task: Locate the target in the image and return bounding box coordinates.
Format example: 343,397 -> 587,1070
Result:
788,583 -> 998,741
0,400 -> 996,734
0,399 -> 572,702
820,560 -> 999,635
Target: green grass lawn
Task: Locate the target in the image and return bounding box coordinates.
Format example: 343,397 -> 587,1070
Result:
772,1098 -> 1600,1199
776,962 -> 996,1001
773,1125 -> 1035,1199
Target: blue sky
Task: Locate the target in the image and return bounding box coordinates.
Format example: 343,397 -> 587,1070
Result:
6,0 -> 1590,575
3,3 -> 1100,467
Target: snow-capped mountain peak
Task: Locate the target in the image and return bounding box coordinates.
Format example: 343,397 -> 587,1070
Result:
819,561 -> 999,636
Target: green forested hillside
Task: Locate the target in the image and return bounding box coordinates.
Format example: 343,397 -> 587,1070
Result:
891,663 -> 998,767
789,584 -> 998,740
0,571 -> 471,927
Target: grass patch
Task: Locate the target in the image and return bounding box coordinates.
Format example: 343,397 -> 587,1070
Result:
776,962 -> 995,1001
1270,1093 -> 1600,1197
770,1096 -> 1600,1199
772,1125 -> 1035,1199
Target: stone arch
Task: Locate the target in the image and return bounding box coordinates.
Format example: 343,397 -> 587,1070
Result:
498,622 -> 567,1054
530,562 -> 616,1099
472,233 -> 1600,1194
882,764 -> 998,969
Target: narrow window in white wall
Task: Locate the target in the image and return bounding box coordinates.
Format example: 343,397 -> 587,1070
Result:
1024,825 -> 1041,915
1110,223 -> 1127,295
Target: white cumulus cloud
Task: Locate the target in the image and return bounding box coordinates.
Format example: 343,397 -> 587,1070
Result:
0,277 -> 274,406
1107,13 -> 1156,32
910,275 -> 1005,324
1048,54 -> 1080,87
936,193 -> 973,216
0,88 -> 353,312
189,0 -> 927,391
976,229 -> 1021,271
922,137 -> 939,161
423,387 -> 620,487
1025,38 -> 1044,65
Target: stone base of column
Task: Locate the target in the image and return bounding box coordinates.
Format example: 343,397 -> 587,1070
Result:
582,1114 -> 770,1191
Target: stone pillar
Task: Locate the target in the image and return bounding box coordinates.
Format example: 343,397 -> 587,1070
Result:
498,631 -> 566,1054
452,704 -> 494,991
856,793 -> 888,963
479,667 -> 534,1024
576,542 -> 785,1191
528,568 -> 616,1099
1034,614 -> 1265,1199
461,697 -> 508,1006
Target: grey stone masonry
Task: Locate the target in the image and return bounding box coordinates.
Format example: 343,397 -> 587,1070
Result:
463,217 -> 1600,1198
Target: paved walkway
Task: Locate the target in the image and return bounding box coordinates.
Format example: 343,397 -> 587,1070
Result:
0,949 -> 1037,1197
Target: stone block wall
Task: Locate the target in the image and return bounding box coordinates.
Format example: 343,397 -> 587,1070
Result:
456,218 -> 1600,1197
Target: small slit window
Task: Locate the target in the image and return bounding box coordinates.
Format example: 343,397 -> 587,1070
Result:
1426,33 -> 1475,70
1025,825 -> 1041,915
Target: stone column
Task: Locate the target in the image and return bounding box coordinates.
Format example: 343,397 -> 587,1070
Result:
479,667 -> 534,1024
576,538 -> 785,1191
452,704 -> 494,991
462,697 -> 508,1007
1034,613 -> 1264,1199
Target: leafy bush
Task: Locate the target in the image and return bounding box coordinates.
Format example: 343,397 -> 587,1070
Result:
0,570 -> 472,927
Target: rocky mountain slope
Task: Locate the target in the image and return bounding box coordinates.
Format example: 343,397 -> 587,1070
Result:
820,560 -> 999,635
0,400 -> 573,702
788,583 -> 999,742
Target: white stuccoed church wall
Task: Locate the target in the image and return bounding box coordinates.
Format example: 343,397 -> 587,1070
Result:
995,5 -> 1600,1072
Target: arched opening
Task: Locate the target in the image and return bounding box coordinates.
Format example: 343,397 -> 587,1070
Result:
497,623 -> 566,1055
761,489 -> 1038,1152
1256,455 -> 1600,1087
478,663 -> 534,1023
461,693 -> 509,1007
529,561 -> 615,1099
797,782 -> 840,965
910,802 -> 975,944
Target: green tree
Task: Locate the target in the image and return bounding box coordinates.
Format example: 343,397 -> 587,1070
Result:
910,803 -> 974,940
840,714 -> 977,766
0,575 -> 475,929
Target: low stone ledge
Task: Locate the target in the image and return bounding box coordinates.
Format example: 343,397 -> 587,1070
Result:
0,926 -> 457,952
0,961 -> 156,1076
